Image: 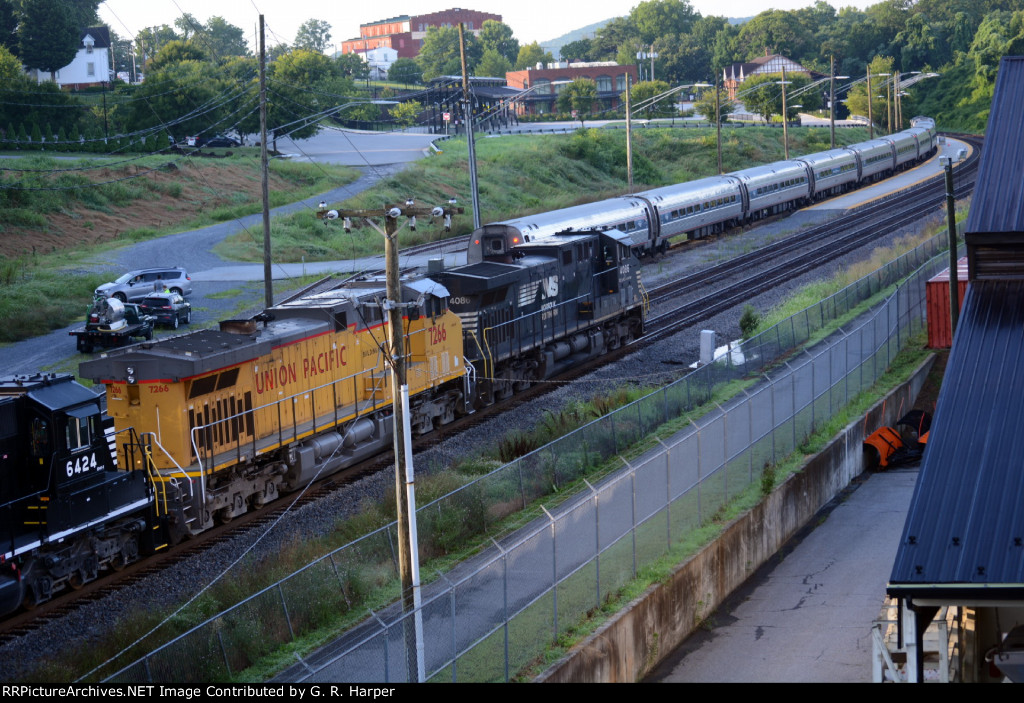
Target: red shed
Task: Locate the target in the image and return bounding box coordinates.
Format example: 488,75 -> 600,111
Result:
926,257 -> 969,348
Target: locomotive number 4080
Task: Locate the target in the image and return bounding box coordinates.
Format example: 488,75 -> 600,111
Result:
66,452 -> 98,477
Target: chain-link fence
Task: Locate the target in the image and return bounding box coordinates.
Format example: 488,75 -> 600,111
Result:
106,234 -> 954,683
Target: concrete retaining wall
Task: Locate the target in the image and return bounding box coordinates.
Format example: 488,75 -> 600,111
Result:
536,356 -> 935,683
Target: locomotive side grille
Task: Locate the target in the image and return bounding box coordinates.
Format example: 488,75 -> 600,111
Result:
455,311 -> 478,334
188,392 -> 255,461
518,280 -> 540,307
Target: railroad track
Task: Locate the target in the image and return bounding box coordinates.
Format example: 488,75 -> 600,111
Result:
0,135 -> 979,641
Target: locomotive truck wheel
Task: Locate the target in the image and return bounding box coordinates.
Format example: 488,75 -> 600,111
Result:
68,572 -> 84,590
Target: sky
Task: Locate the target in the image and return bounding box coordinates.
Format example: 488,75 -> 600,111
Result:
98,0 -> 882,52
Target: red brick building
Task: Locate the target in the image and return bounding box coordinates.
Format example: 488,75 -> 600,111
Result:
505,62 -> 639,115
341,8 -> 501,59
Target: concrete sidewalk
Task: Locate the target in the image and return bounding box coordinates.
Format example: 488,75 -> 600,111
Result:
645,467 -> 919,683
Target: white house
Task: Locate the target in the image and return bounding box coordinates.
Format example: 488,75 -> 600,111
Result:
27,26 -> 112,88
356,46 -> 398,81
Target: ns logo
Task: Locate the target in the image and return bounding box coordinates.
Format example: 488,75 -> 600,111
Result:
540,275 -> 559,299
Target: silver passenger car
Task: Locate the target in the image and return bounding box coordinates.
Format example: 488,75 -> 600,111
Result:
847,139 -> 896,181
731,161 -> 812,217
635,176 -> 744,241
468,198 -> 652,263
796,148 -> 860,199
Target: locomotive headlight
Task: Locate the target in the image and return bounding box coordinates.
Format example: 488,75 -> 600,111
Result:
127,375 -> 135,384
126,367 -> 134,375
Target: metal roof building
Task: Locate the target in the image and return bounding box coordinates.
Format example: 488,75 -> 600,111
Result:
887,56 -> 1024,683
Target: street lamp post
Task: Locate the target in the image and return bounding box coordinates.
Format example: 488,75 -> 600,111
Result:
778,67 -> 792,159
829,56 -> 849,149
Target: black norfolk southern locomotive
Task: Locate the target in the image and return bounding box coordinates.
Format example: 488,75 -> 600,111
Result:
0,374 -> 166,614
437,227 -> 647,405
0,227 -> 646,616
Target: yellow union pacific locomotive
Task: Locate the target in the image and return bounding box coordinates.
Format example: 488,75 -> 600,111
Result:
80,277 -> 468,537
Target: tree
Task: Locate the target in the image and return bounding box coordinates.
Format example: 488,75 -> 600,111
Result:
559,38 -> 592,62
556,78 -> 598,126
630,0 -> 698,45
204,16 -> 250,58
476,49 -> 511,78
147,39 -> 208,71
391,100 -> 422,127
295,19 -> 332,54
388,57 -> 422,86
738,73 -> 785,122
844,56 -> 896,127
174,13 -> 203,41
694,85 -> 735,124
336,52 -> 368,80
514,41 -> 553,71
126,59 -> 227,138
418,25 -> 481,81
478,20 -> 518,65
17,0 -> 81,79
0,0 -> 17,52
623,80 -> 673,119
136,25 -> 180,72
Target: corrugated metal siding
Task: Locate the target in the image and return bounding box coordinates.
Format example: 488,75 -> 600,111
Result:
890,281 -> 1024,591
966,56 -> 1024,280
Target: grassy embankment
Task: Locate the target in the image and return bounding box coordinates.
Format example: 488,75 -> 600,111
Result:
0,153 -> 357,343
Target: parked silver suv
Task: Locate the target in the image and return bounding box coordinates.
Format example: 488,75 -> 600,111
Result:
95,267 -> 192,303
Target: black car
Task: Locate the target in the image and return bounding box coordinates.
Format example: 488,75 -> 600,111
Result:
139,292 -> 192,329
202,135 -> 241,148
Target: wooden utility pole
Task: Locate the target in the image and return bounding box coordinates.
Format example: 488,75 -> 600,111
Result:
316,201 -> 462,681
259,15 -> 272,309
459,24 -> 481,229
715,80 -> 723,174
625,73 -> 633,191
944,159 -> 960,337
867,69 -> 874,140
781,65 -> 789,160
830,55 -> 836,149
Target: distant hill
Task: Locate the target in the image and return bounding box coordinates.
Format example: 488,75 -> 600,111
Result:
542,16 -> 751,59
542,18 -> 615,57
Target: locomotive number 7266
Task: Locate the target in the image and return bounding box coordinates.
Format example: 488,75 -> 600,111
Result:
429,324 -> 447,344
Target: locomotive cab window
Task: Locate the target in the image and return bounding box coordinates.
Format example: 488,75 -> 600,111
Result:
30,417 -> 50,457
64,406 -> 94,451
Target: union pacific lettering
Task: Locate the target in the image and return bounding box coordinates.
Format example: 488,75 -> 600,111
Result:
253,346 -> 347,394
302,347 -> 347,378
254,363 -> 299,394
